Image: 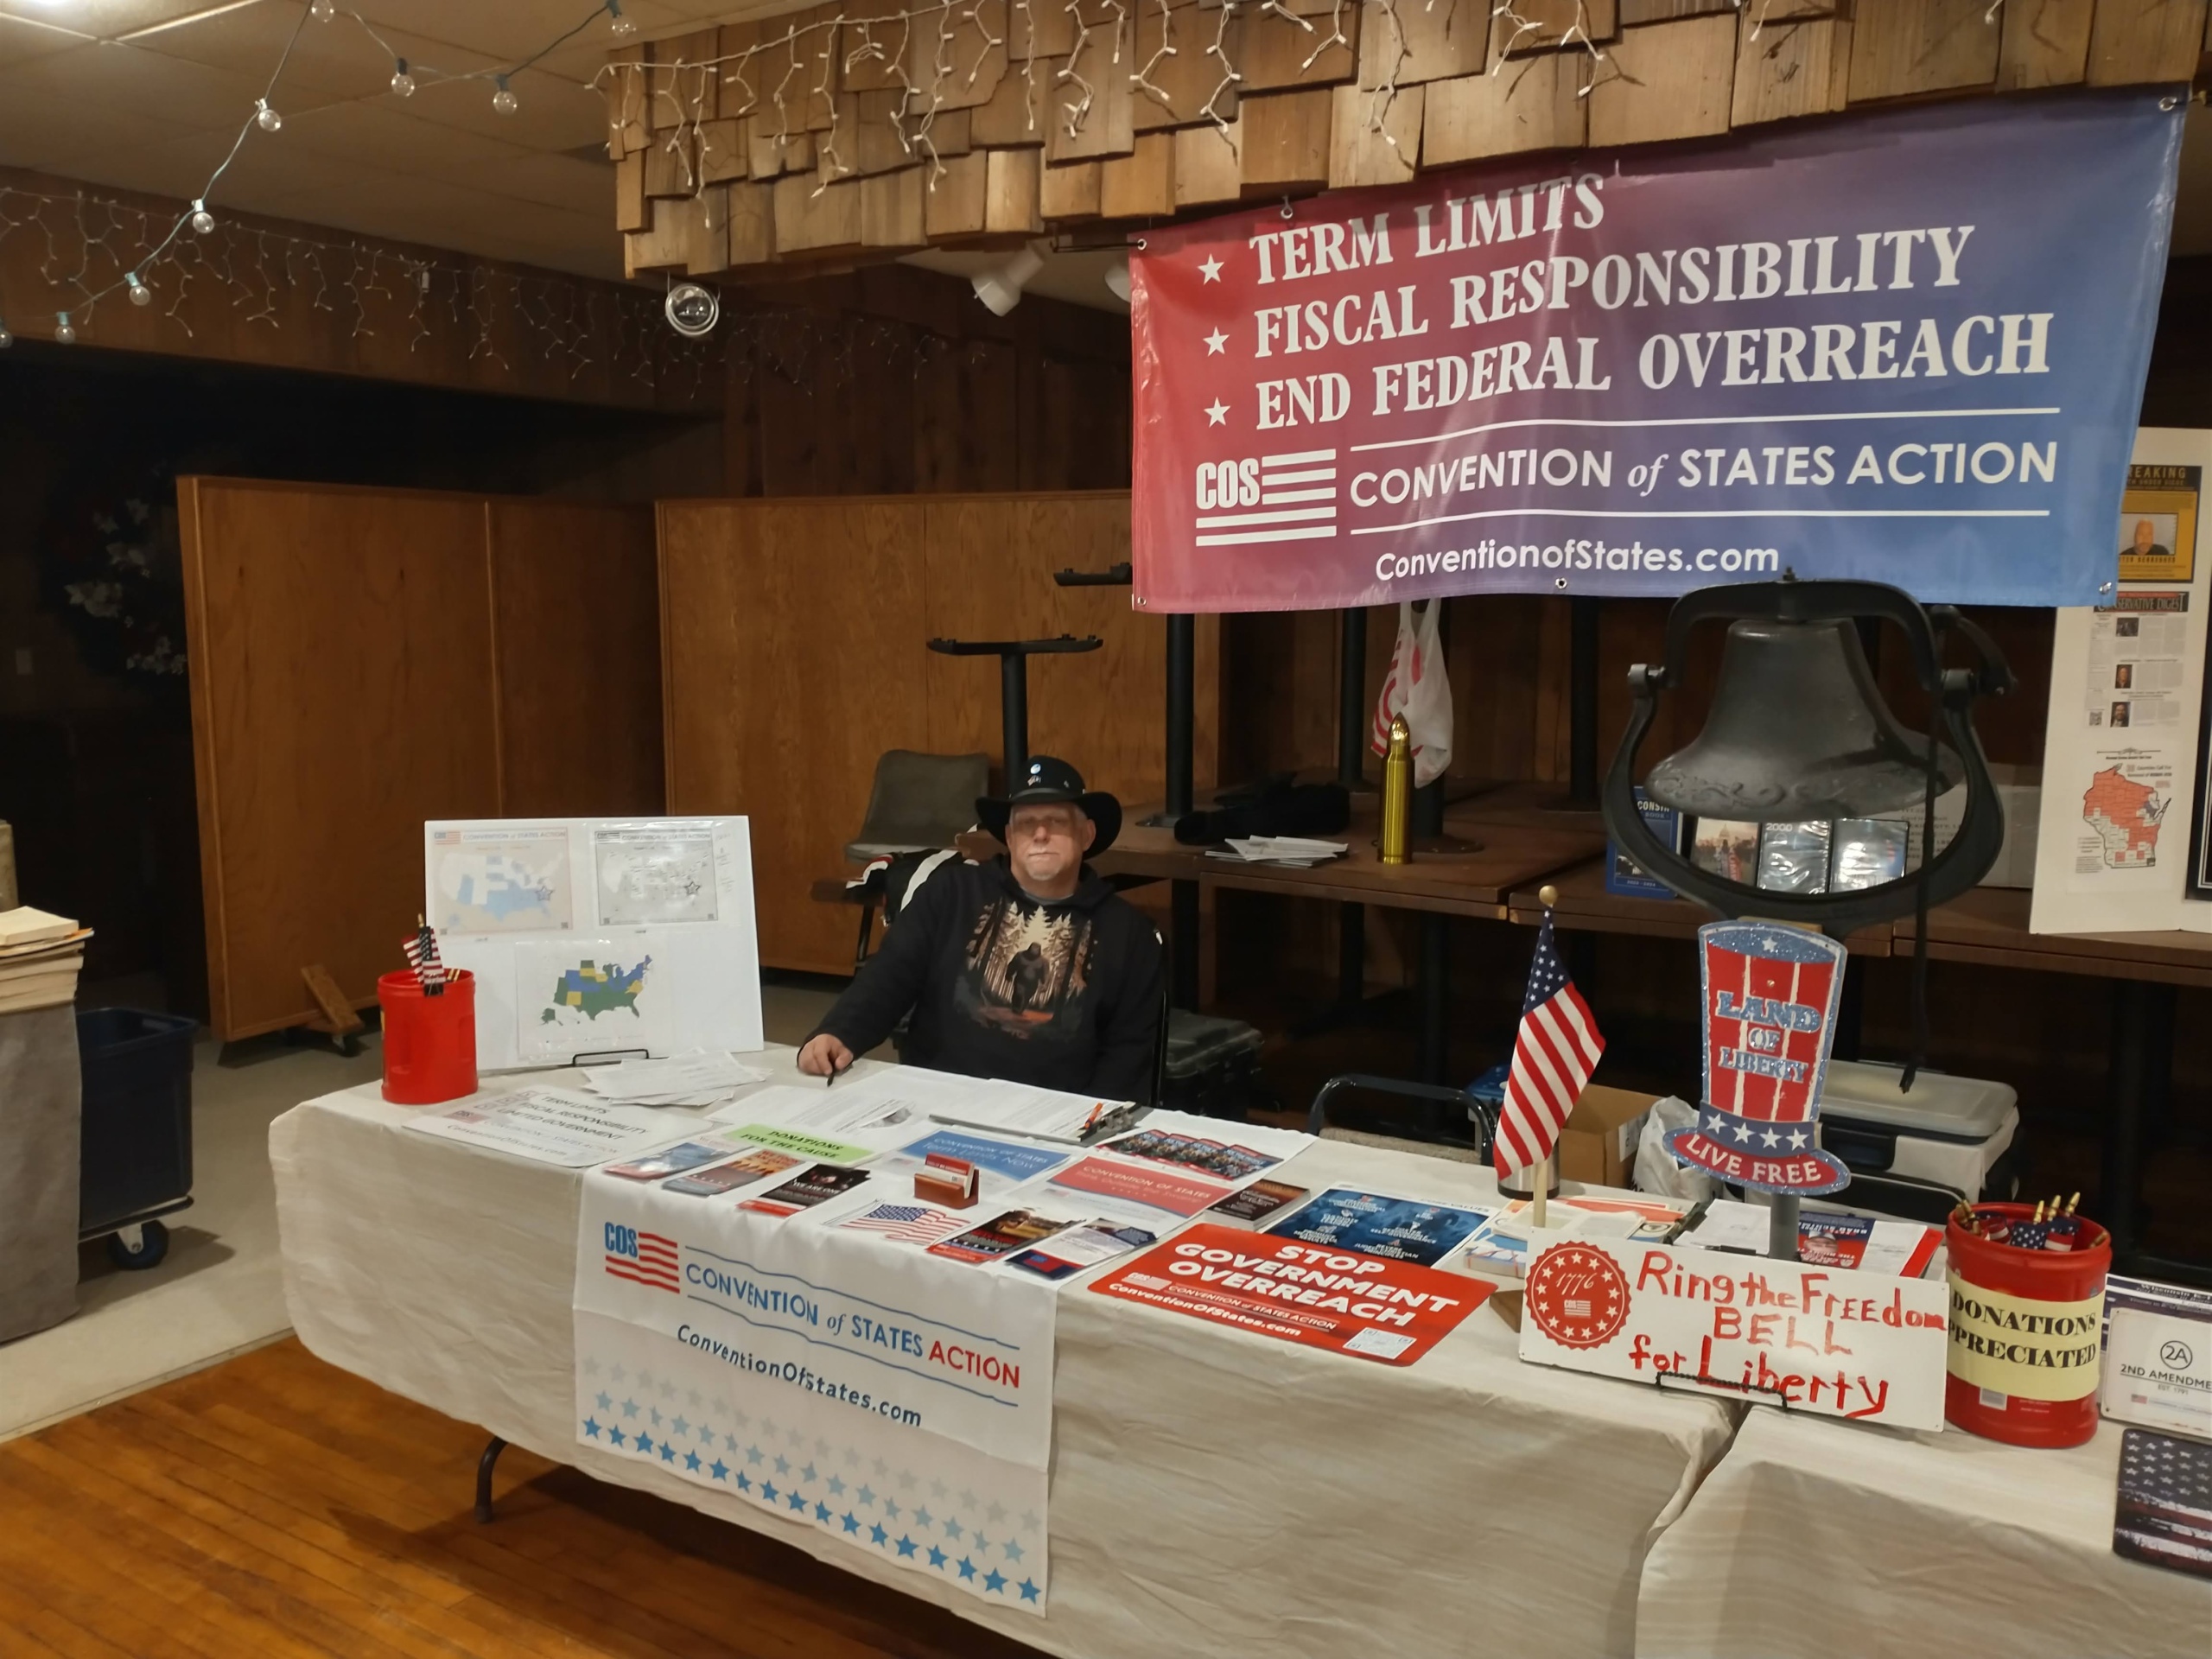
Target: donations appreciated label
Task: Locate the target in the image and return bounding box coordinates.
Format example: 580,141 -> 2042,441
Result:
1518,1238 -> 1948,1428
1089,1224 -> 1491,1366
1130,93 -> 2183,612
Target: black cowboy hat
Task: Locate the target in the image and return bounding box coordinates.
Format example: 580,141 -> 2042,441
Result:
976,755 -> 1122,856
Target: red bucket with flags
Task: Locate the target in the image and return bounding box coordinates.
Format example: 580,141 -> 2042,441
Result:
379,969 -> 477,1104
1944,1203 -> 2110,1447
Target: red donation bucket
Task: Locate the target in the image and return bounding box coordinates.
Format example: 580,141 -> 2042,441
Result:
378,969 -> 478,1105
1944,1202 -> 2110,1447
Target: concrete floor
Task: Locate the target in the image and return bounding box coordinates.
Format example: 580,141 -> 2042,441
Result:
0,979 -> 841,1442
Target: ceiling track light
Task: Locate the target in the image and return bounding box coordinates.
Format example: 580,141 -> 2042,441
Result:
972,241 -> 1046,316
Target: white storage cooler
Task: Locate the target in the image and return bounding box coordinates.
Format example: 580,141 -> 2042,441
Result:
1815,1059 -> 2022,1224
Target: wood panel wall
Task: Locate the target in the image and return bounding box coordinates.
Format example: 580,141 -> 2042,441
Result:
722,264 -> 1133,496
180,479 -> 661,1040
660,492 -> 1215,972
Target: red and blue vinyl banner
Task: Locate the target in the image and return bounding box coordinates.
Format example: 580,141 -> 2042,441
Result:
1130,93 -> 2184,613
1668,921 -> 1850,1196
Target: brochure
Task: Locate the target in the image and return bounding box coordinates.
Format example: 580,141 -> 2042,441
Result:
740,1163 -> 871,1217
1007,1220 -> 1158,1281
1205,1179 -> 1312,1229
603,1141 -> 728,1181
661,1146 -> 801,1196
1265,1188 -> 1491,1267
927,1208 -> 1073,1265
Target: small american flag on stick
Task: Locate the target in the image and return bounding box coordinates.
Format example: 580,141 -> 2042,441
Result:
404,915 -> 447,996
842,1204 -> 959,1243
1493,899 -> 1605,1181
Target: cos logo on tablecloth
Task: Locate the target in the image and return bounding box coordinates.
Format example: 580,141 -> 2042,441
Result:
603,1223 -> 679,1293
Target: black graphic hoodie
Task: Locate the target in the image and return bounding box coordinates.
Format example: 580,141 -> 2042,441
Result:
809,859 -> 1164,1103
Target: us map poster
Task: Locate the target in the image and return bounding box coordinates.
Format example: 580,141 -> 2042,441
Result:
1129,94 -> 2183,612
2032,432 -> 2212,936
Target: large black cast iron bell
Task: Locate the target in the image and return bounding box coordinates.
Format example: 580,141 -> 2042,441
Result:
1644,615 -> 1964,824
1602,578 -> 2014,934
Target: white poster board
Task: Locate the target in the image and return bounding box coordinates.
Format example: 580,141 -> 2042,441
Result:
1517,1236 -> 1949,1431
426,817 -> 764,1071
2031,429 -> 2212,935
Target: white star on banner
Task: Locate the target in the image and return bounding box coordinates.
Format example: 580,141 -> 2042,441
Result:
1204,328 -> 1227,354
1788,1129 -> 1808,1149
1205,399 -> 1229,426
1198,255 -> 1223,283
1760,1129 -> 1780,1148
1732,1121 -> 1753,1142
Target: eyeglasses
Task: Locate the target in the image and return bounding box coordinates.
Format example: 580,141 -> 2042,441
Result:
1007,810 -> 1081,842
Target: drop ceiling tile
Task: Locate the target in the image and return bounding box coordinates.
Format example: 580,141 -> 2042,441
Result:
0,0 -> 217,36
276,96 -> 538,173
252,168 -> 615,275
339,0 -> 634,67
0,38 -> 298,130
436,148 -> 612,214
0,10 -> 96,62
121,7 -> 464,100
381,61 -> 606,154
0,84 -> 213,175
45,126 -> 245,199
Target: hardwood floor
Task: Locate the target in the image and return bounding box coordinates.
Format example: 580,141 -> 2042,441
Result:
0,1339 -> 1052,1659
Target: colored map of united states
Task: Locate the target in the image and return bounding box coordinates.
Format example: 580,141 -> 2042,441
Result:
2082,767 -> 2165,868
543,957 -> 652,1021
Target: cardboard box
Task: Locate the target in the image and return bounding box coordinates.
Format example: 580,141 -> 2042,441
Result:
1557,1084 -> 1656,1188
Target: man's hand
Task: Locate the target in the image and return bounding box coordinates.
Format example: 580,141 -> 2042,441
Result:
798,1033 -> 854,1078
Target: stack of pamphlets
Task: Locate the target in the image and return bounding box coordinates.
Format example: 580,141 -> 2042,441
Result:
579,1050 -> 768,1108
1206,836 -> 1351,868
0,906 -> 90,1014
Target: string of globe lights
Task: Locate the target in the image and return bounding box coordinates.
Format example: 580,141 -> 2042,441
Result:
0,0 -> 654,356
0,0 -> 1644,363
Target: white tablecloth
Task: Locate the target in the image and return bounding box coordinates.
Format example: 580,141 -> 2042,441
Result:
1637,1407 -> 2212,1658
270,1050 -> 1734,1659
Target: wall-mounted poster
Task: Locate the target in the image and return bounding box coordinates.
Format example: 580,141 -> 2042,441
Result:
2031,433 -> 2212,936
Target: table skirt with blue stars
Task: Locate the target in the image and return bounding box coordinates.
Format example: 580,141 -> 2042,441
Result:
575,1310 -> 1048,1610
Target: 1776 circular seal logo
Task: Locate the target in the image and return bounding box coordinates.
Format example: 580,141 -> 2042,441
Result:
1525,1243 -> 1630,1349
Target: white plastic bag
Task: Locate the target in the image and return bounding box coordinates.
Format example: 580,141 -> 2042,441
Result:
1634,1096 -> 1722,1203
1370,601 -> 1453,786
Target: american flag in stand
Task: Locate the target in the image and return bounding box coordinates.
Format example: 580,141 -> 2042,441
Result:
404,918 -> 447,996
1493,910 -> 1605,1177
843,1204 -> 958,1243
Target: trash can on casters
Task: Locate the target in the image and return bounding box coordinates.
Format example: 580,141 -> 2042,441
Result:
76,1007 -> 197,1270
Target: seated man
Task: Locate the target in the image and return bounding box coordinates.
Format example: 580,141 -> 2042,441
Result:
798,756 -> 1164,1102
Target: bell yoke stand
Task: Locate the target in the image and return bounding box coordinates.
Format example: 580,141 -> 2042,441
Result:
1601,576 -> 2016,937
1599,576 -> 2014,1259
